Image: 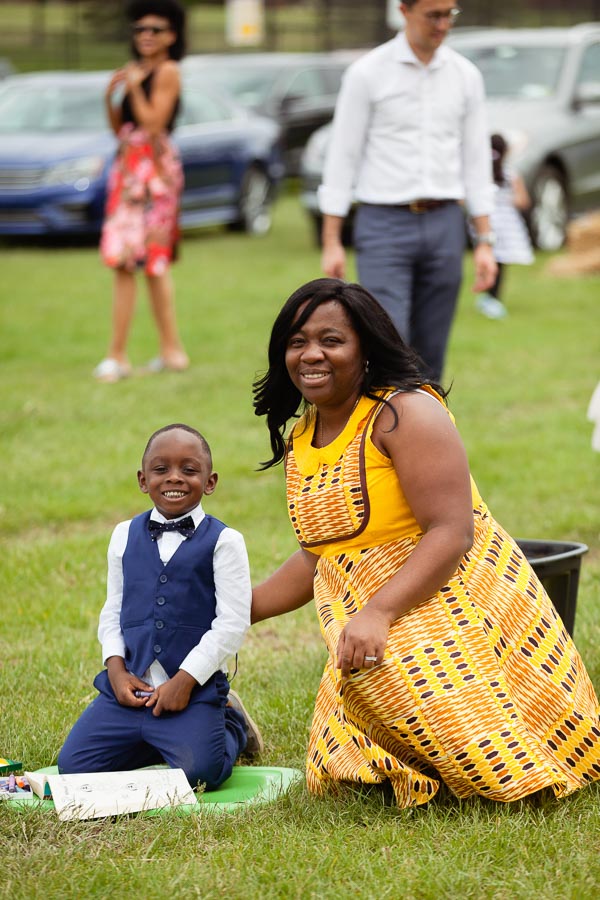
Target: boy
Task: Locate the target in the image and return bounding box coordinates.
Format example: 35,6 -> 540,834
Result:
58,423 -> 262,789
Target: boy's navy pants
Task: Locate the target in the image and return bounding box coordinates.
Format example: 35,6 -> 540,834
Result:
57,669 -> 247,790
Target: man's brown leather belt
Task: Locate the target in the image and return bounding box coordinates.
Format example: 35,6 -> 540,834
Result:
400,199 -> 455,214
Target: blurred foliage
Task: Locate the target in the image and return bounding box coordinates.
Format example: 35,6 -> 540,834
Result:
1,0 -> 599,73
80,0 -> 126,40
79,0 -> 218,41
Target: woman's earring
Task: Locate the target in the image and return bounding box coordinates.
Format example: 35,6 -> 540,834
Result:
364,360 -> 370,373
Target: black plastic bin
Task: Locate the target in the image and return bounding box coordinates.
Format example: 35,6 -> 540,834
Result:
516,539 -> 588,637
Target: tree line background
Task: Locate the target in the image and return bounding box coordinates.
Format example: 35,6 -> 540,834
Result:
0,0 -> 599,72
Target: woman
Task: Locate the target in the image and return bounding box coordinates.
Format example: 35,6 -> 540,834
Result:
252,277 -> 600,807
94,0 -> 188,383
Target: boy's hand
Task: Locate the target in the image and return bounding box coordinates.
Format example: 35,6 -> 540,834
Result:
106,656 -> 154,707
146,670 -> 197,716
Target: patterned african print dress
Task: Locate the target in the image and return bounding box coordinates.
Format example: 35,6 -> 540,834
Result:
285,388 -> 600,807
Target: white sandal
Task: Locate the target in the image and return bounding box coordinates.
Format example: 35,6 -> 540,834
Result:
92,358 -> 132,382
145,356 -> 189,374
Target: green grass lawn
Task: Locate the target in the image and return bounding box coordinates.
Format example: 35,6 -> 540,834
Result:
0,1 -> 352,71
1,194 -> 600,899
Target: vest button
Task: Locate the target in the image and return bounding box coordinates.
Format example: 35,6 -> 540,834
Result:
159,574 -> 168,583
157,596 -> 166,606
153,644 -> 162,654
155,620 -> 164,630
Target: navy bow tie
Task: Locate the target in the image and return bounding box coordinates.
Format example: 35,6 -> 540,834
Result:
148,516 -> 195,541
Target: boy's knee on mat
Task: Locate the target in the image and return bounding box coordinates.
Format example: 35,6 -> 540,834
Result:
185,759 -> 233,791
56,746 -> 81,775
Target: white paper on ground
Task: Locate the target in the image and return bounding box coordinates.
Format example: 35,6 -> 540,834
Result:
26,768 -> 197,820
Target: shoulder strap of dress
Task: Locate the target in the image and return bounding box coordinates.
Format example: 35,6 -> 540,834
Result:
365,389 -> 400,438
366,386 -> 448,440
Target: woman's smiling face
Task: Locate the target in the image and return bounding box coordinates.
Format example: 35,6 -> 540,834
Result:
285,300 -> 365,408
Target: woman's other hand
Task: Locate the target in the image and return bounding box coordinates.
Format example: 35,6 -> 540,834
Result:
123,61 -> 148,91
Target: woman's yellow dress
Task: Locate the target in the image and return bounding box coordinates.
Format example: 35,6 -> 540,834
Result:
285,389 -> 600,806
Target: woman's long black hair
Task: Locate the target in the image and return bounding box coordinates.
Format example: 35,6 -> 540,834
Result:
253,278 -> 447,469
491,133 -> 508,186
126,0 -> 186,61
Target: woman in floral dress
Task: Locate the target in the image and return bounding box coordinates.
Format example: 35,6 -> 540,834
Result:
95,0 -> 188,382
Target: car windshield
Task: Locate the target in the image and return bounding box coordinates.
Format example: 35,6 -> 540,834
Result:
0,82 -> 106,133
192,64 -> 281,108
456,43 -> 566,99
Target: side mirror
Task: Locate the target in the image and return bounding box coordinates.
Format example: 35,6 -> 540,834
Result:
279,93 -> 303,115
573,81 -> 600,110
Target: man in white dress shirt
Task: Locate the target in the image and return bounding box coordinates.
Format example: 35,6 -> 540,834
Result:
319,0 -> 497,380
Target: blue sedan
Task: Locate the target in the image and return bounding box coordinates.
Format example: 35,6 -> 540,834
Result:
0,71 -> 284,237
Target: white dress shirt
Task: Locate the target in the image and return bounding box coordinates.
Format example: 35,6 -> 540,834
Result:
318,31 -> 494,218
98,502 -> 251,687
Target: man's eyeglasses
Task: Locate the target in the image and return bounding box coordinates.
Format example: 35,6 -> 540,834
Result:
423,7 -> 462,24
131,24 -> 170,36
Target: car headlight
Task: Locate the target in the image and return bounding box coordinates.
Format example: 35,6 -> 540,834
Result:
42,156 -> 105,188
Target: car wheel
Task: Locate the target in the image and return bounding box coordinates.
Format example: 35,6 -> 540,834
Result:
232,166 -> 272,236
530,165 -> 568,252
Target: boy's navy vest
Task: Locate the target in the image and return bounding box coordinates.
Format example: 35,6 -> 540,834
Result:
119,510 -> 226,678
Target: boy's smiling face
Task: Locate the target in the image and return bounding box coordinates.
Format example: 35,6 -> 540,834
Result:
138,428 -> 217,519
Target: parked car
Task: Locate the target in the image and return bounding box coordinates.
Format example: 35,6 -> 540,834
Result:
0,70 -> 284,238
0,57 -> 13,80
183,51 -> 362,176
300,24 -> 600,251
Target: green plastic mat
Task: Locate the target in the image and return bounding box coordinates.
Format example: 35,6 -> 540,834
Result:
7,765 -> 303,815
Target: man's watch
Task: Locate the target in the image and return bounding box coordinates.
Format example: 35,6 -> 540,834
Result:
475,231 -> 496,247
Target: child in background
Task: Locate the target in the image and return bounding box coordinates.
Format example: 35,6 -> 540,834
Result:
58,423 -> 262,789
475,133 -> 534,319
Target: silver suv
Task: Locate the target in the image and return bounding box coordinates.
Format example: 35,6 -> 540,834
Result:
301,24 -> 600,251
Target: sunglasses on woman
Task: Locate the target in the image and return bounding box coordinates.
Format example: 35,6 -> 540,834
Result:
131,24 -> 171,36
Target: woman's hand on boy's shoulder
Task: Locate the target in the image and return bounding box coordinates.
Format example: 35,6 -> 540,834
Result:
146,670 -> 196,716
